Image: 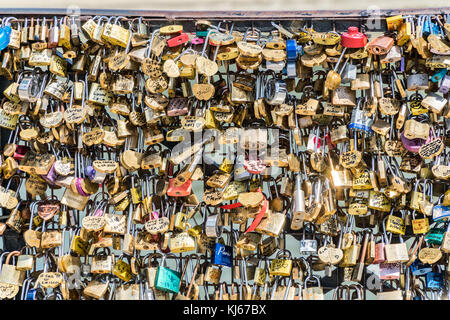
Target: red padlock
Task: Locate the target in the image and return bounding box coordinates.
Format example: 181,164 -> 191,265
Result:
13,145 -> 30,162
167,178 -> 192,197
167,32 -> 190,47
340,26 -> 367,48
324,132 -> 336,151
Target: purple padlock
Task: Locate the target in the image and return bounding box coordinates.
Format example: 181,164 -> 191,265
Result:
75,178 -> 90,197
85,165 -> 96,180
85,165 -> 106,184
41,162 -> 58,186
401,131 -> 430,153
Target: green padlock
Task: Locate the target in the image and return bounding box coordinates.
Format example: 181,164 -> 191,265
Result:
155,253 -> 181,294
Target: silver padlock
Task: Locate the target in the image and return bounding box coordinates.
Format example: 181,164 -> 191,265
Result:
349,98 -> 374,134
439,74 -> 450,94
291,172 -> 305,231
264,76 -> 287,105
286,61 -> 296,78
299,223 -> 318,255
407,73 -> 429,91
18,70 -> 40,103
421,92 -> 447,114
341,62 -> 357,83
234,156 -> 251,181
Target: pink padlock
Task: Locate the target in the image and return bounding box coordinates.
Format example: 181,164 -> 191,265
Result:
191,36 -> 204,45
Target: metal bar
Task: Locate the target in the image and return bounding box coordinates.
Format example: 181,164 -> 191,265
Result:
0,7 -> 448,19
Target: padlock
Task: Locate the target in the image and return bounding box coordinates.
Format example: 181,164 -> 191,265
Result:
299,223 -> 318,255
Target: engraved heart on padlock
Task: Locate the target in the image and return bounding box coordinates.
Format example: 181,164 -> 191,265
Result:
23,229 -> 42,248
145,94 -> 169,111
54,160 -> 73,176
3,194 -> 18,211
237,41 -> 262,57
129,111 -> 146,127
0,283 -> 19,299
20,128 -> 38,141
203,189 -> 224,206
418,247 -> 442,265
238,192 -> 264,208
432,164 -> 450,180
141,57 -> 162,78
163,59 -> 180,78
179,53 -> 198,67
2,102 -> 22,115
192,83 -> 215,101
82,216 -> 106,232
121,150 -> 143,171
301,53 -> 327,68
318,246 -> 343,265
64,107 -> 87,125
38,201 -> 60,221
216,46 -> 239,61
81,128 -> 105,146
37,272 -> 63,289
195,56 -> 218,77
108,51 -> 130,72
418,137 -> 444,159
145,75 -> 169,94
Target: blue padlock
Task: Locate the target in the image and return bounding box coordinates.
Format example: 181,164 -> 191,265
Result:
431,69 -> 447,83
421,16 -> 431,36
286,40 -> 301,78
26,288 -> 39,300
426,267 -> 444,290
432,205 -> 450,221
410,259 -> 432,276
211,240 -> 232,267
286,39 -> 298,61
0,17 -> 16,51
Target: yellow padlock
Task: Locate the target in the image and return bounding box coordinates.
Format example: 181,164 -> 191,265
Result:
269,250 -> 293,277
